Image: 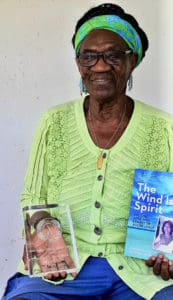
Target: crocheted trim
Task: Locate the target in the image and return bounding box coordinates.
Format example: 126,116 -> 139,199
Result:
140,116 -> 169,170
47,110 -> 70,202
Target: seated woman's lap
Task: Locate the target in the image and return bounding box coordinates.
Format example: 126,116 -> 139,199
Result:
5,257 -> 173,300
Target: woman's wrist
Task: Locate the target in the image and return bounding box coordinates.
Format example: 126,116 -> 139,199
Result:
36,217 -> 62,241
36,217 -> 61,231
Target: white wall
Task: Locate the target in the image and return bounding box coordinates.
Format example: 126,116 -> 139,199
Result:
1,0 -> 173,296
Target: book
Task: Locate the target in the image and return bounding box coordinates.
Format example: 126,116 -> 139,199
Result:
23,203 -> 80,277
124,169 -> 173,260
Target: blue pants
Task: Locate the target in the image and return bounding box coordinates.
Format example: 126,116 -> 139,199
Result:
2,257 -> 173,300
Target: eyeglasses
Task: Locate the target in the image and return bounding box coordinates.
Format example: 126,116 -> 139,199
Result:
77,49 -> 132,67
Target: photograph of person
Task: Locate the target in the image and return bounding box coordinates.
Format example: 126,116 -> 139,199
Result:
153,217 -> 173,254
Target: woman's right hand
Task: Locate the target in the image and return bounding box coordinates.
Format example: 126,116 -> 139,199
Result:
145,253 -> 173,280
22,221 -> 77,281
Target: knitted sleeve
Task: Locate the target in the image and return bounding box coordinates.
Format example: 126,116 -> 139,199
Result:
20,111 -> 50,209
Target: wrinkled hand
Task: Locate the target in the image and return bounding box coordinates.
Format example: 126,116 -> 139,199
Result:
145,253 -> 173,280
23,223 -> 77,281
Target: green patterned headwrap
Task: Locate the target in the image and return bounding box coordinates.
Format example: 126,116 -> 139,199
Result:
74,15 -> 143,66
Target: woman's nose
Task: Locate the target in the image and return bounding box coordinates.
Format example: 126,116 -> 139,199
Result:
91,56 -> 111,71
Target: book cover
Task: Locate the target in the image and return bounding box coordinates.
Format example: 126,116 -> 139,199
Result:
124,169 -> 173,260
23,203 -> 80,277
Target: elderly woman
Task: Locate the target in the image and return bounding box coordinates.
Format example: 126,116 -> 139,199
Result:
3,3 -> 173,300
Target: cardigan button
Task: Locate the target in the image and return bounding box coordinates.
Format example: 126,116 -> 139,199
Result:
95,201 -> 101,208
97,175 -> 103,181
94,226 -> 102,235
102,152 -> 107,159
118,265 -> 124,270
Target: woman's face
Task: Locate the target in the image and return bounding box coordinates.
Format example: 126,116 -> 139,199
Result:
163,222 -> 172,235
76,29 -> 137,101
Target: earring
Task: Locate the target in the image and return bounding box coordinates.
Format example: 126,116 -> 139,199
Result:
128,74 -> 133,91
79,78 -> 88,95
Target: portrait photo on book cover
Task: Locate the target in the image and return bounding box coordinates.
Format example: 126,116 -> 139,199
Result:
152,216 -> 173,254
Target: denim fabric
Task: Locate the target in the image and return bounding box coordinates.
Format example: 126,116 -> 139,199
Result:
2,257 -> 144,300
152,285 -> 173,300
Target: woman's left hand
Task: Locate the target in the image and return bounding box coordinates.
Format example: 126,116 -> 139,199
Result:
145,253 -> 173,280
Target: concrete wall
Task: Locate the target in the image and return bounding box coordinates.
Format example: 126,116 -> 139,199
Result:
1,0 -> 173,296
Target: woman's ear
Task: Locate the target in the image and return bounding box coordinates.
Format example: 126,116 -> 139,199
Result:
75,56 -> 84,79
131,53 -> 138,71
75,57 -> 81,72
